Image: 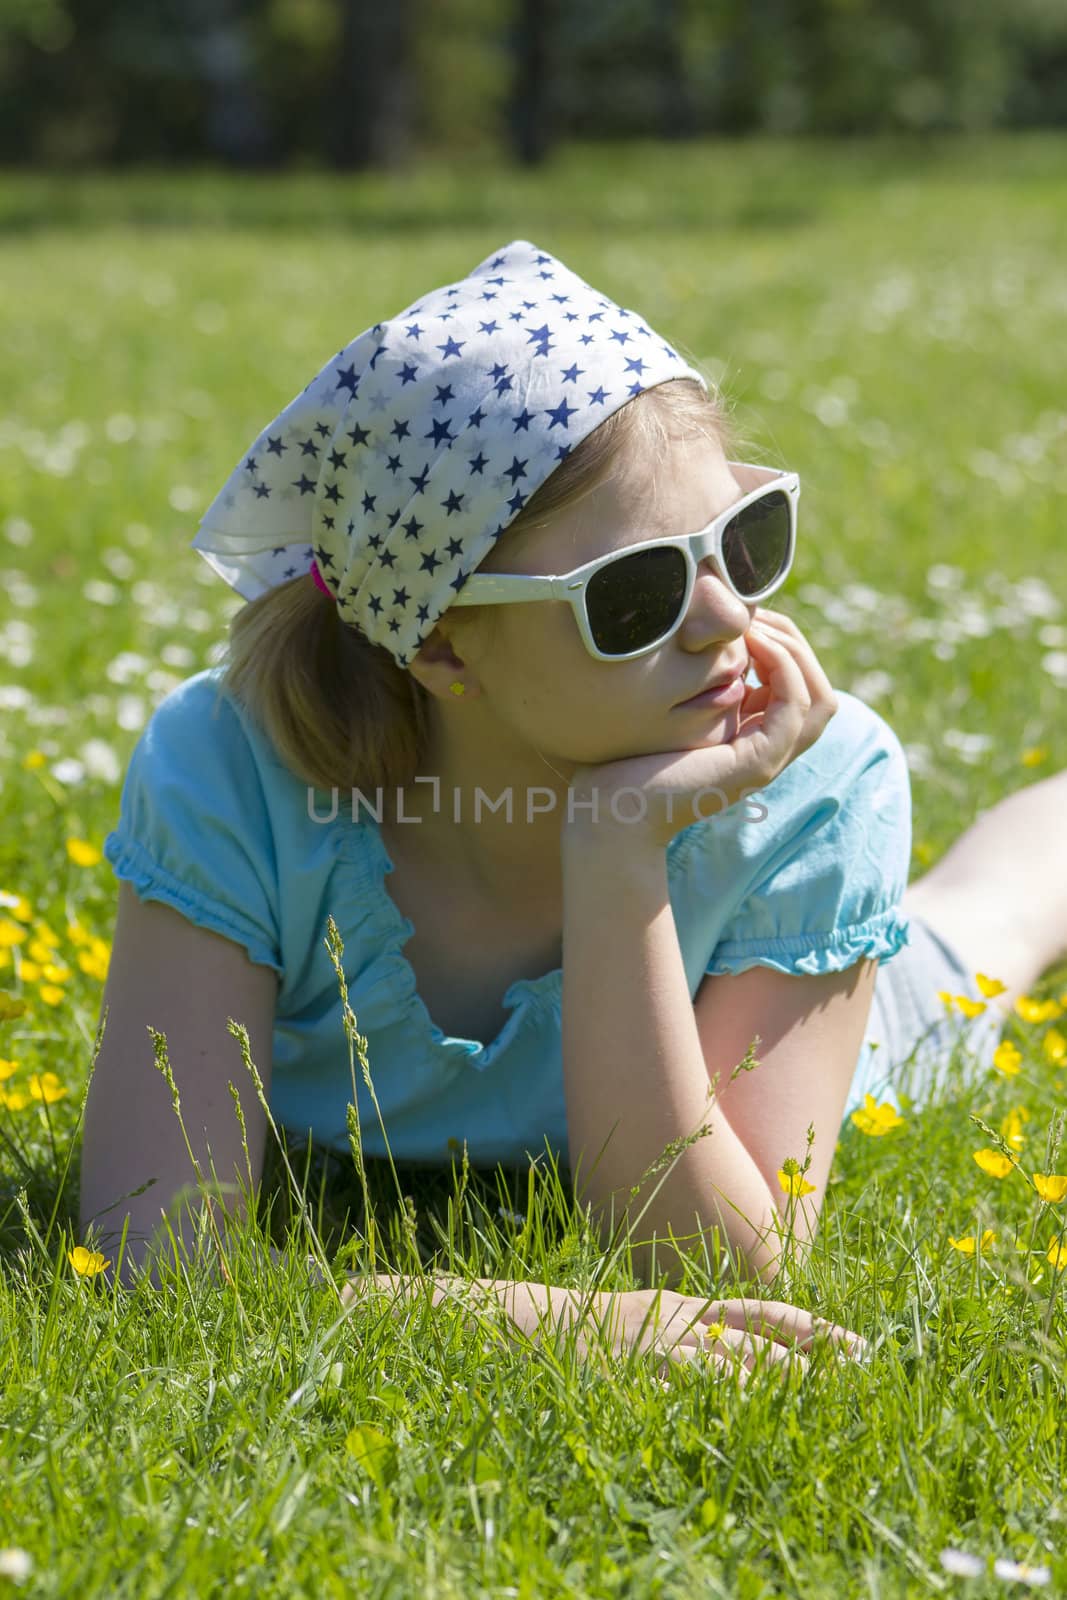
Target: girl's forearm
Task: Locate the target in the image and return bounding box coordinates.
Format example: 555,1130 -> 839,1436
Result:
559,825 -> 785,1288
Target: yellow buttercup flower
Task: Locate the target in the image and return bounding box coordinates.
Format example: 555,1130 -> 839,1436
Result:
937,989 -> 956,1009
0,892 -> 33,923
31,922 -> 60,949
778,1166 -> 817,1198
999,1105 -> 1029,1149
1016,995 -> 1063,1024
0,992 -> 27,1021
1043,1028 -> 1065,1066
992,1040 -> 1022,1079
40,962 -> 71,984
955,995 -> 987,1019
1046,1238 -> 1067,1271
0,1057 -> 18,1081
1,1087 -> 29,1110
0,919 -> 29,948
68,1246 -> 111,1277
28,1071 -> 66,1104
1021,745 -> 1049,767
22,750 -> 47,770
66,919 -> 91,947
974,973 -> 1007,998
77,947 -> 110,982
1034,1173 -> 1067,1203
850,1094 -> 906,1136
948,1230 -> 997,1255
973,1149 -> 1014,1178
27,938 -> 55,963
66,839 -> 102,868
18,960 -> 41,983
38,985 -> 65,1006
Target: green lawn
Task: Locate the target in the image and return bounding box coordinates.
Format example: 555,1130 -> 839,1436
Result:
1,135 -> 1066,1596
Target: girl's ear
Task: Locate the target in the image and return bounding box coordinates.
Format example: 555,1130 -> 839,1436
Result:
407,625 -> 477,701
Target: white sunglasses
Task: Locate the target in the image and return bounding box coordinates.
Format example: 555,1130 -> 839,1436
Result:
450,460 -> 799,662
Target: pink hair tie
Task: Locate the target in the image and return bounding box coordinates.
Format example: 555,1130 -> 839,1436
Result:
308,558 -> 333,597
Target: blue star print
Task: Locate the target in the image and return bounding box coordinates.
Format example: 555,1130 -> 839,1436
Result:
192,239 -> 707,669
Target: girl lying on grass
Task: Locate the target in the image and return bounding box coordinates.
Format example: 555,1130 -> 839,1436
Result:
78,239 -> 1067,1386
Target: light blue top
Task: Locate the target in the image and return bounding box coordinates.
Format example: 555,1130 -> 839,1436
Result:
103,667 -> 913,1172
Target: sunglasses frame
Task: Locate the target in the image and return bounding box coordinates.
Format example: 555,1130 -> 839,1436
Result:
450,460 -> 800,662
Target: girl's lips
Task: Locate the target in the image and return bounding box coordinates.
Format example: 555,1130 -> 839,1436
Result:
676,673 -> 746,710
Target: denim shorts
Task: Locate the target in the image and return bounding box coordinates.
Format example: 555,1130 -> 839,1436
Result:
848,911 -> 1007,1119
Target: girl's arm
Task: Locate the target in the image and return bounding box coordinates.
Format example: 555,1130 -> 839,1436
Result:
79,882 -> 278,1290
340,1273 -> 871,1383
559,826 -> 787,1290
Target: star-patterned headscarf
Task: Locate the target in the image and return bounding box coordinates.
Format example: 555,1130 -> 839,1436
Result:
192,238 -> 708,669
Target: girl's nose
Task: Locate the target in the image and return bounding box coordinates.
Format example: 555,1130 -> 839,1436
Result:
683,558 -> 753,635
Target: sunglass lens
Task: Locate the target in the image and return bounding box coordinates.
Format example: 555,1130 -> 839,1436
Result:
586,546 -> 688,656
722,489 -> 792,595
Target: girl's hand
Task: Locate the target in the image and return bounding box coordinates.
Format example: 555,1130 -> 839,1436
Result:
566,608 -> 839,855
570,1288 -> 869,1388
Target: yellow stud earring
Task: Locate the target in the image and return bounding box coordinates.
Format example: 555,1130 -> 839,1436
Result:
449,681 -> 466,697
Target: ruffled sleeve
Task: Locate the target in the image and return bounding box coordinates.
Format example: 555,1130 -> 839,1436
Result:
672,691 -> 913,981
102,672 -> 283,975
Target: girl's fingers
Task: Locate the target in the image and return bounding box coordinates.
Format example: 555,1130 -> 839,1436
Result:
702,1297 -> 867,1358
749,612 -> 836,704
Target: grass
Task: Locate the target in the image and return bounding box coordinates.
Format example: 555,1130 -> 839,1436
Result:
1,133 -> 1067,1595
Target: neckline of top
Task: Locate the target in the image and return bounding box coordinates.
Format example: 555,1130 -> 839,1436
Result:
327,802 -> 563,1063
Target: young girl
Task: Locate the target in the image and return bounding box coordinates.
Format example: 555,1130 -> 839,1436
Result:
79,239 -> 1066,1384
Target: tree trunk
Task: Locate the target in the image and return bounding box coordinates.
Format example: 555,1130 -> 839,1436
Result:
658,0 -> 696,140
329,0 -> 415,170
508,0 -> 558,167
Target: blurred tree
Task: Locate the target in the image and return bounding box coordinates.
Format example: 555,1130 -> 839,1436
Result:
0,0 -> 1066,167
327,0 -> 415,169
508,0 -> 559,165
658,0 -> 697,140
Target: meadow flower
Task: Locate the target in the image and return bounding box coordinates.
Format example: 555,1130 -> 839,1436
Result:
0,918 -> 29,949
38,985 -> 65,1006
974,973 -> 1007,999
0,1549 -> 33,1582
66,838 -> 102,867
0,891 -> 32,921
1046,1239 -> 1067,1271
992,1041 -> 1023,1078
999,1105 -> 1029,1147
1,1085 -> 29,1110
992,1556 -> 1050,1585
940,1547 -> 1050,1585
68,1245 -> 111,1276
1033,1173 -> 1067,1203
955,995 -> 988,1019
1020,745 -> 1049,767
849,1094 -> 905,1135
0,1057 -> 17,1081
939,1548 -> 983,1577
973,1149 -> 1014,1178
1042,1028 -> 1065,1065
1015,995 -> 1063,1024
948,1230 -> 997,1255
777,1161 -> 816,1198
28,1071 -> 66,1104
21,749 -> 47,769
76,939 -> 110,982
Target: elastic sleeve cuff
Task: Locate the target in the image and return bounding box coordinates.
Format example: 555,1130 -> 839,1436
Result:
705,905 -> 912,979
105,830 -> 284,977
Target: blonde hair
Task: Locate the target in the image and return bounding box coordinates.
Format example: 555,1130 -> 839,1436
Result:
216,376 -> 746,792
